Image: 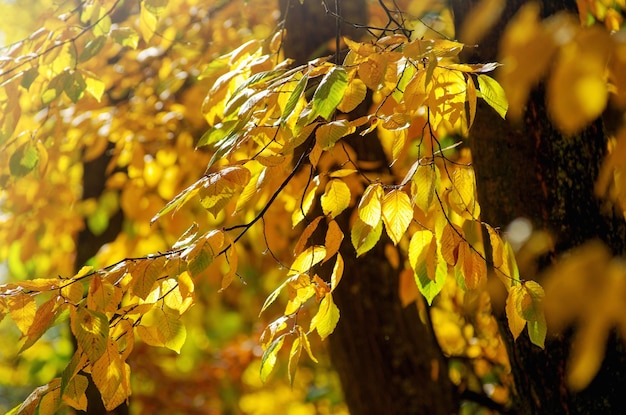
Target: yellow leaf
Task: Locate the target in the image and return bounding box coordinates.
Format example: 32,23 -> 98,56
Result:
440,223 -> 463,266
330,253 -> 344,292
457,241 -> 487,290
315,119 -> 354,151
515,280 -> 545,321
310,293 -> 340,340
412,164 -> 439,214
321,179 -> 351,219
466,75 -> 477,128
324,219 -> 344,262
477,74 -> 508,119
130,256 -> 166,300
260,334 -> 286,382
448,168 -> 480,219
506,286 -> 527,340
351,217 -> 383,256
499,3 -> 558,120
139,2 -> 158,42
485,224 -> 504,268
408,230 -> 433,276
548,26 -> 610,134
136,306 -> 186,353
20,296 -> 62,352
92,338 -> 129,411
290,245 -> 327,275
36,378 -> 61,415
7,292 -> 37,335
288,335 -> 302,386
285,274 -> 315,315
381,189 -> 413,245
294,216 -> 323,255
297,326 -> 318,363
338,78 -> 367,113
62,374 -> 88,411
71,307 -> 109,363
292,176 -> 319,227
358,53 -> 387,90
61,280 -> 84,305
358,183 -> 383,227
567,314 -> 608,390
84,73 -> 105,102
88,276 -> 123,313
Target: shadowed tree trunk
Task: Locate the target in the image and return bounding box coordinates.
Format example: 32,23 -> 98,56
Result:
280,1 -> 458,414
75,144 -> 126,415
453,1 -> 626,413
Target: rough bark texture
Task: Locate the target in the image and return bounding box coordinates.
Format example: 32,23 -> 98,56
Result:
453,1 -> 626,413
280,1 -> 458,414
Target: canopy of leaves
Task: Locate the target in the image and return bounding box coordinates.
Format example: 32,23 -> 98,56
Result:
1,0 -> 626,413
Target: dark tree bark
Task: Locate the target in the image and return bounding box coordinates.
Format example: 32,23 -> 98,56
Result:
280,1 -> 458,414
75,144 -> 127,415
453,1 -> 626,413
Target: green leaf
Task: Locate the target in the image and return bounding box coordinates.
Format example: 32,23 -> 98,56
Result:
144,0 -> 169,15
21,67 -> 39,90
528,314 -> 546,348
111,27 -> 140,49
79,36 -> 106,63
312,67 -> 348,121
196,120 -> 237,148
9,141 -> 39,177
281,73 -> 308,122
351,217 -> 383,257
260,334 -> 286,382
65,71 -> 87,103
477,74 -> 508,119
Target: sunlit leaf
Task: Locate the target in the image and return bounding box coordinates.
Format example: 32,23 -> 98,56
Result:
260,334 -> 286,382
506,285 -> 527,340
358,183 -> 383,228
7,292 -> 37,335
290,245 -> 327,275
476,74 -> 508,119
310,293 -> 340,340
338,77 -> 367,113
324,219 -> 344,262
62,374 -> 88,411
316,119 -> 354,151
312,67 -> 348,120
71,307 -> 109,363
351,217 -> 383,257
381,190 -> 412,245
321,179 -> 351,219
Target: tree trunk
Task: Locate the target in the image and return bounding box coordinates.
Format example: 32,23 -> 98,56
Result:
453,1 -> 626,413
75,144 -> 126,415
280,1 -> 458,414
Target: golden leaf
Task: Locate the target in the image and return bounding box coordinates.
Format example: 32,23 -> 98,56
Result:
310,293 -> 340,340
505,285 -> 527,340
358,183 -> 383,228
381,189 -> 413,245
321,179 -> 351,219
457,241 -> 487,290
324,219 -> 344,262
7,292 -> 37,335
290,245 -> 327,275
338,78 -> 367,113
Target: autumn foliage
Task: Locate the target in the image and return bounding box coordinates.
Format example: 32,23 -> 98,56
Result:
2,0 -> 626,414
